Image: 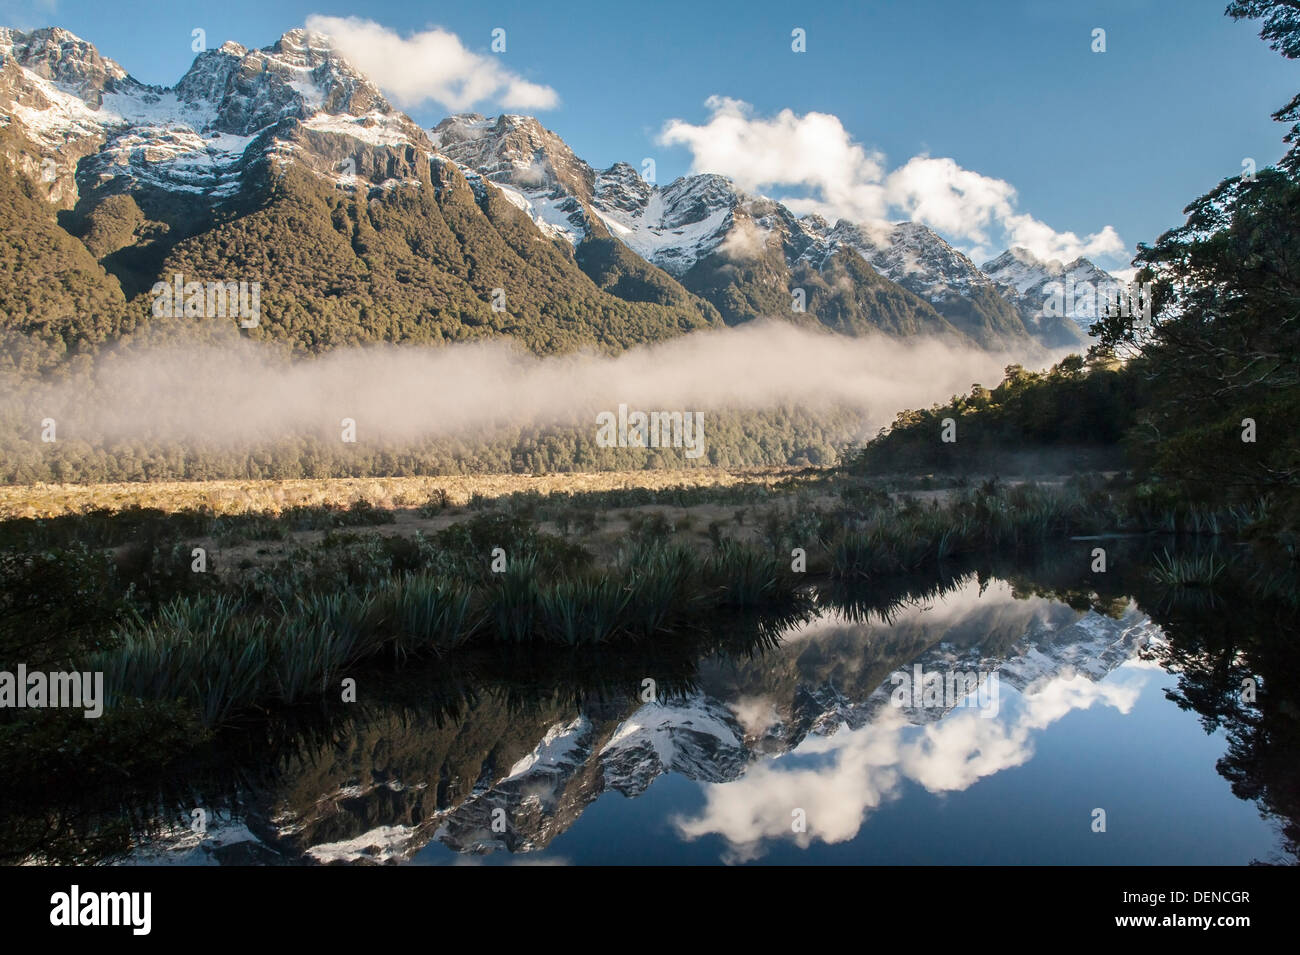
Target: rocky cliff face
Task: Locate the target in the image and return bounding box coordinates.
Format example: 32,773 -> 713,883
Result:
0,26 -> 432,209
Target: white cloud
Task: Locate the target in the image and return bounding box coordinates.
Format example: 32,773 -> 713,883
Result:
660,98 -> 1124,264
1001,213 -> 1124,263
674,664 -> 1147,861
659,96 -> 888,224
671,575 -> 1154,861
885,156 -> 1016,245
303,15 -> 558,113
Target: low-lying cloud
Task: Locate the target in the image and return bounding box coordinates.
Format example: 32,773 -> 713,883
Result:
16,322 -> 1048,446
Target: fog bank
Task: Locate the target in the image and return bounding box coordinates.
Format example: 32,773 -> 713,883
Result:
15,322 -> 1057,445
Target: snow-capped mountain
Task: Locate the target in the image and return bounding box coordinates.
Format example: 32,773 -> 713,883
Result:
432,112 -> 1095,348
810,218 -> 1068,346
0,26 -> 430,208
432,112 -> 765,273
2,25 -> 740,360
430,112 -> 602,243
432,113 -> 973,341
983,246 -> 1125,343
0,26 -> 139,204
807,220 -> 987,300
1,25 -> 1112,355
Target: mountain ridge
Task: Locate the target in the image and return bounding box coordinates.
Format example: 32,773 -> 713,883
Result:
1,24 -> 1117,365
434,111 -> 1112,349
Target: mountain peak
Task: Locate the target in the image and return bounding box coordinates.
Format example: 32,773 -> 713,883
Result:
983,246 -> 1113,281
497,112 -> 542,129
984,246 -> 1045,270
981,246 -> 1118,344
432,111 -> 593,206
0,25 -> 104,55
0,25 -> 135,106
271,27 -> 330,56
173,29 -> 396,135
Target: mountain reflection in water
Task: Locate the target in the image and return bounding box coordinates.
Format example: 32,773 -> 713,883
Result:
104,553 -> 1294,866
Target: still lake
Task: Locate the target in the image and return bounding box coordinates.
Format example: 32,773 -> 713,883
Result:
115,549 -> 1292,866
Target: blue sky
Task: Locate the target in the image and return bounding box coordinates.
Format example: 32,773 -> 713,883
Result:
4,0 -> 1296,269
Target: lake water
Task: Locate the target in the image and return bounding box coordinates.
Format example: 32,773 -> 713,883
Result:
111,555 -> 1294,866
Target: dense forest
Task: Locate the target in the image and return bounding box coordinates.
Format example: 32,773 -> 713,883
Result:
848,355 -> 1147,474
0,405 -> 858,484
0,127 -> 133,375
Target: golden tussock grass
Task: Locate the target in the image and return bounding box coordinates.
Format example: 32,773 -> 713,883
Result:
0,468 -> 802,520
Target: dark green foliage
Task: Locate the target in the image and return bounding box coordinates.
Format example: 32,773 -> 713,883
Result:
146,162 -> 721,355
575,235 -> 721,316
1095,164 -> 1300,527
704,540 -> 788,608
1088,6 -> 1300,536
0,135 -> 129,375
0,545 -> 127,667
386,573 -> 473,656
627,510 -> 673,544
1229,1 -> 1300,62
538,574 -> 631,645
926,283 -> 1036,348
0,699 -> 201,864
680,243 -> 972,341
848,356 -> 1145,474
77,521 -> 808,726
0,404 -> 858,483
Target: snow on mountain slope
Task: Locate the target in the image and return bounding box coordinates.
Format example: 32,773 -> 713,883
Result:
435,113 -> 820,276
983,246 -> 1126,340
3,28 -> 1103,351
434,115 -> 885,286
431,112 -> 599,243
431,112 -> 1079,347
600,696 -> 748,796
817,220 -> 996,304
0,26 -> 144,202
503,715 -> 592,783
594,172 -> 747,274
0,26 -> 431,206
